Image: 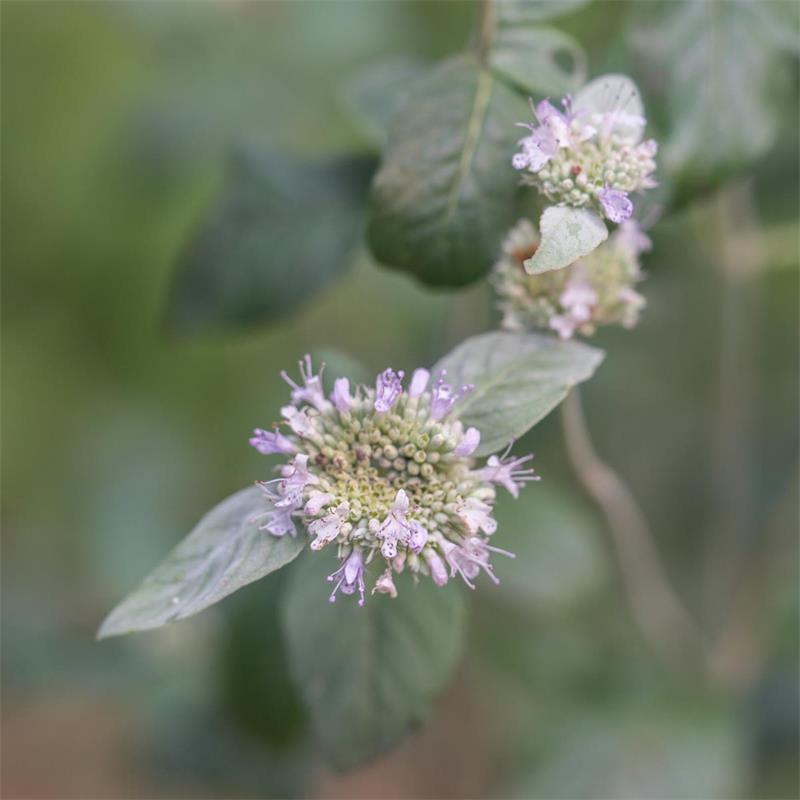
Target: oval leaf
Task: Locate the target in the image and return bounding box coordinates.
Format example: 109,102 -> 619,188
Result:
282,553 -> 466,769
98,486 -> 305,638
433,330 -> 604,456
490,26 -> 587,96
167,148 -> 376,335
367,55 -> 529,287
340,57 -> 427,149
524,205 -> 608,274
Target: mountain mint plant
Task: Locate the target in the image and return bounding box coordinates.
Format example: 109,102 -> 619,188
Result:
512,87 -> 657,223
492,218 -> 649,338
98,21 -> 650,775
251,356 -> 537,604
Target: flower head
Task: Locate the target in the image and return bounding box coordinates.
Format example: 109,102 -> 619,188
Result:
250,355 -> 538,603
491,218 -> 648,339
512,83 -> 657,223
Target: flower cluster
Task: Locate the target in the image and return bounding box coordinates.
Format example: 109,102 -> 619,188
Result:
512,93 -> 657,223
492,218 -> 649,339
250,357 -> 537,604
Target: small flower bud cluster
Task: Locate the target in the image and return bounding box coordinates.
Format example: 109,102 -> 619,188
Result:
491,218 -> 649,339
250,356 -> 538,604
512,95 -> 657,223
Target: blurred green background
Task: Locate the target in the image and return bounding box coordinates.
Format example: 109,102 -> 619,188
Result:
2,1 -> 797,798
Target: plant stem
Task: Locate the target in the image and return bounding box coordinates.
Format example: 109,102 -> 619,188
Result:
471,0 -> 495,66
561,389 -> 707,672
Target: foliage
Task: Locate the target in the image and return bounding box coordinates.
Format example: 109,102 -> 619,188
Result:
3,1 -> 797,796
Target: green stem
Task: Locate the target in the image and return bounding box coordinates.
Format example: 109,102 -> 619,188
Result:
561,389 -> 707,673
473,0 -> 496,66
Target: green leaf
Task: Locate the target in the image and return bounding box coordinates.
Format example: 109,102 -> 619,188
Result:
496,0 -> 592,25
220,574 -> 309,749
493,483 -> 607,609
282,552 -> 466,769
367,55 -> 529,287
167,147 -> 376,335
98,487 -> 305,638
340,57 -> 427,149
524,205 -> 608,274
433,330 -> 604,456
489,25 -> 587,96
635,0 -> 798,190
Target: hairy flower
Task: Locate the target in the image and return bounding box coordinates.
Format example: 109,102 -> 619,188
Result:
251,356 -> 535,603
512,89 -> 657,223
491,218 -> 647,338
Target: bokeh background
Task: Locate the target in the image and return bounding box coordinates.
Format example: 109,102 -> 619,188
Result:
2,1 -> 798,798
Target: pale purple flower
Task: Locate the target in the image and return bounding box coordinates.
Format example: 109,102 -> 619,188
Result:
372,568 -> 398,598
430,372 -> 473,421
454,426 -> 481,458
549,313 -> 580,340
374,368 -> 405,413
408,368 -> 430,398
616,220 -> 652,255
328,548 -> 366,606
480,451 -> 539,498
598,186 -> 633,223
426,549 -> 449,586
261,506 -> 297,537
304,491 -> 333,516
249,428 -> 295,455
281,355 -> 329,411
408,520 -> 429,554
278,453 -> 318,508
254,484 -> 298,537
331,377 -> 352,413
512,122 -> 558,172
455,496 -> 498,536
560,274 -> 597,323
378,489 -> 411,558
309,501 -> 350,551
442,537 -> 515,589
639,138 -> 658,158
535,99 -> 571,146
281,405 -> 315,438
513,96 -> 588,173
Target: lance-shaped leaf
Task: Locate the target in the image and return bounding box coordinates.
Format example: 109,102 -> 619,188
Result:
489,25 -> 587,96
282,553 -> 466,769
433,330 -> 604,456
367,55 -> 529,287
524,205 -> 608,274
98,487 -> 305,638
167,147 -> 376,335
